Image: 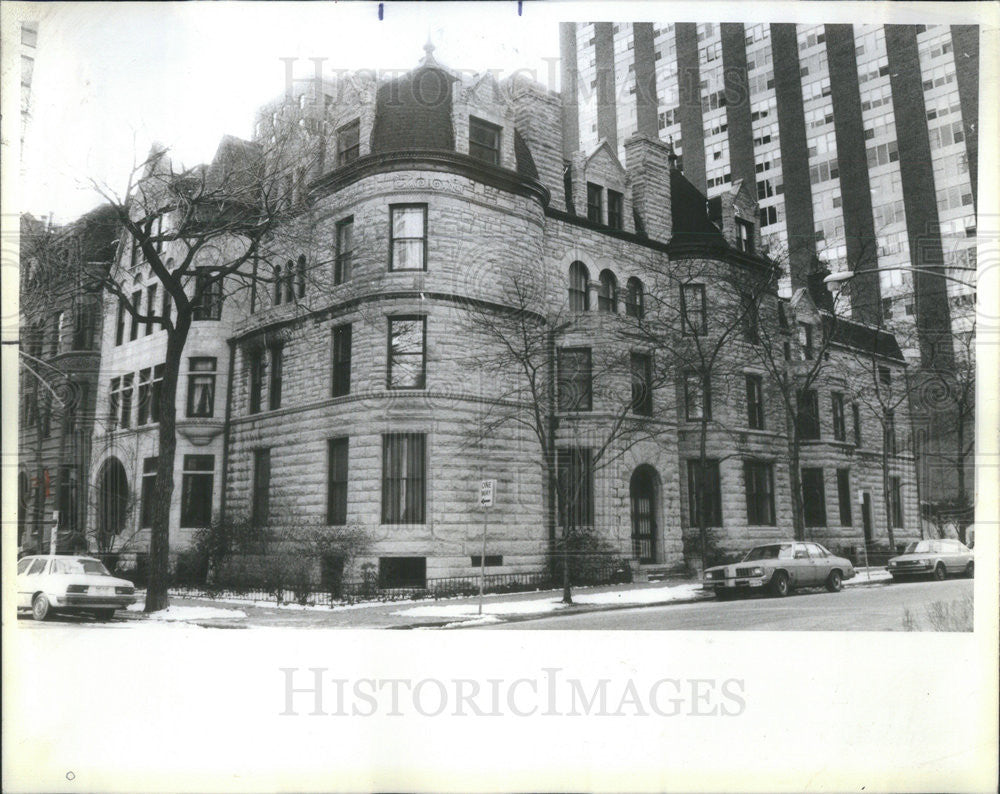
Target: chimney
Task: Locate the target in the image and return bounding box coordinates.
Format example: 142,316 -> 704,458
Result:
507,76 -> 566,211
624,134 -> 673,242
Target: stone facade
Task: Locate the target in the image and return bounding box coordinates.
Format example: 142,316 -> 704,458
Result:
80,51 -> 920,588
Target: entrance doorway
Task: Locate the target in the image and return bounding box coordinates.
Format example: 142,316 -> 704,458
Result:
630,466 -> 658,563
96,458 -> 129,549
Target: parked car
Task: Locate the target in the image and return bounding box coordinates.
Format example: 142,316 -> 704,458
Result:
888,539 -> 974,581
703,542 -> 856,599
16,555 -> 137,621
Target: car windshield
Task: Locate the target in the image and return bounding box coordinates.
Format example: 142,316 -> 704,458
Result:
50,558 -> 112,576
743,544 -> 791,561
904,541 -> 934,554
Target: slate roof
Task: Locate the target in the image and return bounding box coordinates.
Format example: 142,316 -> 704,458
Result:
371,65 -> 456,154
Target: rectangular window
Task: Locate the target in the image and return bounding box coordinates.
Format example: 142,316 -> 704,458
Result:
684,370 -> 711,421
607,189 -> 624,229
743,299 -> 760,344
72,302 -> 95,350
884,410 -> 897,455
837,468 -> 852,526
744,460 -> 776,525
387,316 -> 426,390
334,217 -> 354,285
890,476 -> 904,528
630,352 -> 653,416
327,438 -> 349,525
331,324 -> 352,397
831,392 -> 846,441
382,433 -> 426,524
268,345 -> 283,410
878,365 -> 891,385
471,555 -> 503,568
852,402 -> 861,446
115,297 -> 126,346
390,205 -> 427,271
180,455 -> 214,528
251,448 -> 270,527
746,374 -> 765,429
736,219 -> 754,253
797,389 -> 820,440
799,322 -> 814,359
336,118 -> 360,166
129,290 -> 141,340
109,376 -> 120,428
145,284 -> 157,335
681,284 -> 707,335
557,447 -> 593,528
119,373 -> 134,428
140,457 -> 158,528
193,269 -> 223,321
468,116 -> 501,166
801,467 -> 827,527
558,347 -> 593,412
687,459 -> 722,527
187,357 -> 217,418
138,367 -> 151,426
586,182 -> 603,223
248,349 -> 266,414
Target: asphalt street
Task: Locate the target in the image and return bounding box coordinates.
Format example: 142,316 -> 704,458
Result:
481,577 -> 975,631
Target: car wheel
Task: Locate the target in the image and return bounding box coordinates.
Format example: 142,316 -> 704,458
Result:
94,609 -> 116,622
31,594 -> 51,621
933,562 -> 947,581
964,561 -> 974,578
770,572 -> 790,598
825,570 -> 843,592
715,590 -> 732,601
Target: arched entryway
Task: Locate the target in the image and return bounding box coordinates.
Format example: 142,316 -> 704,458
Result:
630,466 -> 658,564
96,458 -> 129,549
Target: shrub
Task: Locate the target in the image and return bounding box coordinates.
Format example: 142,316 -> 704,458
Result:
550,528 -> 630,586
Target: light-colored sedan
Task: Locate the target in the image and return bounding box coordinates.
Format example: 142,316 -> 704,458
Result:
704,542 -> 856,599
16,555 -> 137,621
888,539 -> 974,581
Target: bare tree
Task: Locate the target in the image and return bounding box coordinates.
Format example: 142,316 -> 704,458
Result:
83,116 -> 318,611
464,273 -> 672,603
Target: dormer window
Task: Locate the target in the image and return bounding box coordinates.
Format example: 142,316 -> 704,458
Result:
337,119 -> 360,166
736,218 -> 754,253
587,183 -> 603,223
469,117 -> 501,166
607,190 -> 624,230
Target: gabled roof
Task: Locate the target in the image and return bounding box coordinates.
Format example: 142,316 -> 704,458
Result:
823,314 -> 905,362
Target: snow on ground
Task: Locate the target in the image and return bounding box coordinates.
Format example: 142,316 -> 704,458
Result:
572,583 -> 707,605
395,582 -> 705,620
127,603 -> 247,621
844,567 -> 892,585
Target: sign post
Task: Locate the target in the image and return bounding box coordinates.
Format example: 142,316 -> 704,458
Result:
478,480 -> 495,615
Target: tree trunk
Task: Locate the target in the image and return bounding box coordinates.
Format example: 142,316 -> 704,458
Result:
786,408 -> 805,542
144,314 -> 191,612
882,441 -> 895,551
697,417 -> 710,567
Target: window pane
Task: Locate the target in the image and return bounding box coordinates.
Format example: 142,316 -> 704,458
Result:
327,438 -> 349,525
382,434 -> 425,524
389,318 -> 425,389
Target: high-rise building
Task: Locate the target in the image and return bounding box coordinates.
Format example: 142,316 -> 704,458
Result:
563,22 -> 978,358
563,21 -> 978,511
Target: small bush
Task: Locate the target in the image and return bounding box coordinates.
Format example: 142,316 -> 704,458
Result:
550,528 -> 629,586
901,593 -> 973,632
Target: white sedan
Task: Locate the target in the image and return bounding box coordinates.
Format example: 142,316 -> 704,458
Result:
16,555 -> 137,621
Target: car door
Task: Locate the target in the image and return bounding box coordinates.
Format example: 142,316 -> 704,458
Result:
806,543 -> 832,583
18,557 -> 49,607
16,557 -> 35,607
791,543 -> 816,586
944,540 -> 971,573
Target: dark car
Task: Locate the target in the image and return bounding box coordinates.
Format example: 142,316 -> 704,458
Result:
704,542 -> 856,599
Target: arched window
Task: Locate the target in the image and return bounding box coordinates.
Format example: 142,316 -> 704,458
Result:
295,255 -> 307,298
569,262 -> 590,312
625,277 -> 644,319
598,270 -> 618,313
273,264 -> 283,305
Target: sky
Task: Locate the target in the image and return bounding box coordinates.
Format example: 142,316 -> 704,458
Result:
13,2 -> 563,223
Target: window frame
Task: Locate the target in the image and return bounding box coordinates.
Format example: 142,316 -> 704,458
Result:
186,357 -> 218,418
331,323 -> 352,398
684,370 -> 712,421
568,262 -> 590,312
801,467 -> 827,527
268,344 -> 284,411
744,460 -> 776,526
193,268 -> 223,321
387,315 -> 427,391
586,182 -> 603,223
681,283 -> 707,336
140,457 -> 158,529
837,468 -> 853,526
630,352 -> 653,416
557,347 -> 593,412
688,458 -> 722,527
327,437 -> 349,525
746,373 -> 765,430
736,218 -> 754,253
468,116 -> 502,166
389,204 -> 428,272
625,277 -> 644,319
607,189 -> 624,229
598,270 -> 618,313
797,388 -> 821,440
381,433 -> 427,525
336,118 -> 361,166
831,391 -> 846,441
180,454 -> 214,528
251,448 -> 271,527
334,216 -> 354,285
557,446 -> 594,529
248,348 -> 266,415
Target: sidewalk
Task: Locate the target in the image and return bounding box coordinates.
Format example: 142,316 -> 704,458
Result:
122,567 -> 892,629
